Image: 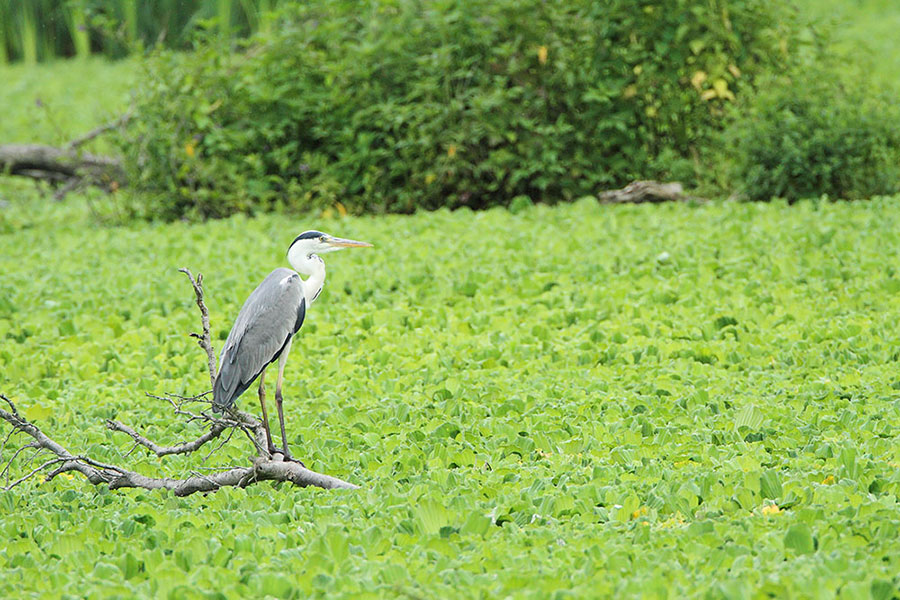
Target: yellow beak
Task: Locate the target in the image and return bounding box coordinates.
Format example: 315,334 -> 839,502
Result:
324,236 -> 373,248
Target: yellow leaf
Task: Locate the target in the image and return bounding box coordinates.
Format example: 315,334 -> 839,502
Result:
728,64 -> 741,78
701,89 -> 717,101
537,45 -> 548,65
691,70 -> 707,90
185,141 -> 196,158
447,144 -> 457,158
645,106 -> 657,118
623,84 -> 637,99
335,201 -> 348,217
633,64 -> 643,75
425,173 -> 436,185
761,504 -> 782,516
713,78 -> 735,101
822,474 -> 835,485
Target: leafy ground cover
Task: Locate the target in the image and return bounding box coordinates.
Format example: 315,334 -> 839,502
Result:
3,37 -> 900,600
0,57 -> 135,151
796,0 -> 900,88
3,190 -> 900,598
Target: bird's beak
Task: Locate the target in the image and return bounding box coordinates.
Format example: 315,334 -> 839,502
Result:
324,235 -> 373,249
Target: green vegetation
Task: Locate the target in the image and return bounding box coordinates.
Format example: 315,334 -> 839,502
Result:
796,0 -> 900,88
0,57 -> 134,149
725,70 -> 900,201
3,8 -> 900,598
0,0 -> 288,64
3,190 -> 900,597
120,0 -> 801,219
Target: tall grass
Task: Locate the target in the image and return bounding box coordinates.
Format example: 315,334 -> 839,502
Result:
0,0 -> 286,64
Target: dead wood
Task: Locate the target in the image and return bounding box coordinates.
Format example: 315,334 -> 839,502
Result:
0,270 -> 359,495
0,144 -> 124,195
598,180 -> 705,204
0,113 -> 130,200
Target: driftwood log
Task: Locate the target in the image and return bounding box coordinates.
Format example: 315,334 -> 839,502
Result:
0,113 -> 129,200
0,269 -> 358,495
598,180 -> 703,204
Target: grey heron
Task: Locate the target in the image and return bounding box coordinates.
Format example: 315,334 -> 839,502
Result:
212,230 -> 372,462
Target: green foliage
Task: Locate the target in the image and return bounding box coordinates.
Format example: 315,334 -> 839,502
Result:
0,58 -> 134,151
0,0 -> 289,64
120,0 -> 804,220
726,70 -> 900,201
4,190 -> 900,596
795,0 -> 900,88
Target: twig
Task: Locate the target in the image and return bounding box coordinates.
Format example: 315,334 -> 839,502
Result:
106,420 -> 228,457
3,457 -> 68,491
66,111 -> 133,151
0,426 -> 20,463
203,427 -> 235,463
179,268 -> 217,387
1,441 -> 38,484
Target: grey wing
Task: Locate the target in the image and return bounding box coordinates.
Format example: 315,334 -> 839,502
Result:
213,268 -> 306,410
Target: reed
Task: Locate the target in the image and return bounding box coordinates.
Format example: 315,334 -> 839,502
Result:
64,0 -> 91,60
0,0 -> 284,63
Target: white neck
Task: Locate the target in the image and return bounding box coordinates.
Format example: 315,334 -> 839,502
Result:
287,246 -> 326,306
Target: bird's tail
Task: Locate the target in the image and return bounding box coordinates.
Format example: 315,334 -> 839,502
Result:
211,376 -> 234,414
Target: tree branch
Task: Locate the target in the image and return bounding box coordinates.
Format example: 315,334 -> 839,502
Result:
598,180 -> 706,204
66,111 -> 132,151
0,144 -> 124,188
0,393 -> 358,494
0,270 -> 360,496
179,268 -> 217,387
105,419 -> 228,457
0,112 -> 131,199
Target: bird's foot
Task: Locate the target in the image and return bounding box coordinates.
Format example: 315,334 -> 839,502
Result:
280,449 -> 306,468
267,444 -> 305,467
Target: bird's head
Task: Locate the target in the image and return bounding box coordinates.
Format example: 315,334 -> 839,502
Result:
288,230 -> 373,262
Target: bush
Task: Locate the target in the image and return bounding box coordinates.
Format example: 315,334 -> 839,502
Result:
121,0 -> 805,220
726,71 -> 900,201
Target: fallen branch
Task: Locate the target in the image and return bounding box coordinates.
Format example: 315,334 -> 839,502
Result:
0,112 -> 130,199
0,270 -> 360,495
598,180 -> 705,204
0,144 -> 124,193
66,111 -> 132,151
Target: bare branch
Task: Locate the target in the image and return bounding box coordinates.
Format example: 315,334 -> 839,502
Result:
598,180 -> 706,204
3,457 -> 68,491
106,420 -> 228,457
66,111 -> 132,151
0,144 -> 124,197
0,395 -> 358,494
179,268 -> 217,386
0,271 -> 360,496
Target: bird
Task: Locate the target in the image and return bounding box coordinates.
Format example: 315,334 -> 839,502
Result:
212,230 -> 372,462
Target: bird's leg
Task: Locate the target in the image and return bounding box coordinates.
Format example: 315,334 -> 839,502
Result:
257,370 -> 278,457
275,340 -> 305,466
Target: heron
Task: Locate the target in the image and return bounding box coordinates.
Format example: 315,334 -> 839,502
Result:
212,230 -> 372,462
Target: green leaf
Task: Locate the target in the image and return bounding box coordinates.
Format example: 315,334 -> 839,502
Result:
416,499 -> 449,536
784,523 -> 815,555
760,470 -> 783,500
734,404 -> 765,431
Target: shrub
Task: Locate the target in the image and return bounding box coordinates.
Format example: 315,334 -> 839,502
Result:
726,71 -> 900,201
120,0 -> 805,220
